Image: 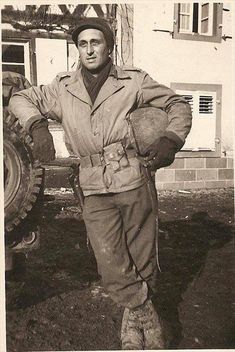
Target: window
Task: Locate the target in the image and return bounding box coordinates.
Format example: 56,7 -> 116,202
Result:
2,42 -> 30,80
179,3 -> 213,36
178,3 -> 194,33
174,3 -> 223,42
171,83 -> 222,156
178,90 -> 216,151
200,3 -> 212,35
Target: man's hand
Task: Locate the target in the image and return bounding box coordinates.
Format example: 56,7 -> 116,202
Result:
31,121 -> 56,163
144,136 -> 178,171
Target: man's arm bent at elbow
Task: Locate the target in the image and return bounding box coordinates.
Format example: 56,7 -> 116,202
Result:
9,80 -> 61,162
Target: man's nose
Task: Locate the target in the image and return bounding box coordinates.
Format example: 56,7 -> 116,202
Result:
87,43 -> 94,55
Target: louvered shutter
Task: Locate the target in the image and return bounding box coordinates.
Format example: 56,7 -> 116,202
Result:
199,95 -> 213,114
197,92 -> 216,150
176,90 -> 216,151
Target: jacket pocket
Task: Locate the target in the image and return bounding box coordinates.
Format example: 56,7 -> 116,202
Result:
79,166 -> 105,191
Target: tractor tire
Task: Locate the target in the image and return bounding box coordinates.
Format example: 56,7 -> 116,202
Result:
4,114 -> 44,233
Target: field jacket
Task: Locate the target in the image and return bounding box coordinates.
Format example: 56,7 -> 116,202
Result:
9,65 -> 192,195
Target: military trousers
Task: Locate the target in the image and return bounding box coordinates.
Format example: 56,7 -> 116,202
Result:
82,182 -> 158,309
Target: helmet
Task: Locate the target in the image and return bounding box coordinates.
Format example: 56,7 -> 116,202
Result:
129,107 -> 169,155
71,17 -> 114,52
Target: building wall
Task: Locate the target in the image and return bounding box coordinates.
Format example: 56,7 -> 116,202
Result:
133,2 -> 234,189
133,2 -> 234,156
156,156 -> 234,190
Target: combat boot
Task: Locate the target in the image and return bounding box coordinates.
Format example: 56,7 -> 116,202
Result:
121,307 -> 144,350
138,299 -> 166,349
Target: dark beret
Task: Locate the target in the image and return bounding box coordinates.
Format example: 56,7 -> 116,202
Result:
72,17 -> 114,52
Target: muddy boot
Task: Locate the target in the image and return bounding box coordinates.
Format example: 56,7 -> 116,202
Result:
138,299 -> 166,349
121,308 -> 144,350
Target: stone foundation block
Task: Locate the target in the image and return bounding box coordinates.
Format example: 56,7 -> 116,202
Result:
197,169 -> 217,181
156,169 -> 175,182
185,158 -> 205,169
218,169 -> 234,180
206,158 -> 227,168
227,158 -> 234,168
175,170 -> 196,181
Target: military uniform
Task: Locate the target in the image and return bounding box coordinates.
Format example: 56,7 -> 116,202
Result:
9,64 -> 192,309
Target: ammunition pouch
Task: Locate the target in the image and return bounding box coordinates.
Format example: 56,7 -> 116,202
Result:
80,142 -> 136,173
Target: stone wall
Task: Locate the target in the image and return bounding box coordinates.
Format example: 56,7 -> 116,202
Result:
155,157 -> 234,190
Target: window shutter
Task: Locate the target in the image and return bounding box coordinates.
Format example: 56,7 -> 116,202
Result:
36,38 -> 67,85
199,94 -> 213,114
176,89 -> 216,151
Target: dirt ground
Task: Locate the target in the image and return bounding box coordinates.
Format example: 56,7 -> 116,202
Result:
5,187 -> 235,351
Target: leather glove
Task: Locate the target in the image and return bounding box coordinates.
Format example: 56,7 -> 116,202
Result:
144,136 -> 178,171
30,120 -> 56,163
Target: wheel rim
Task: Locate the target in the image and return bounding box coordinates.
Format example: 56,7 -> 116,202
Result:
4,140 -> 22,209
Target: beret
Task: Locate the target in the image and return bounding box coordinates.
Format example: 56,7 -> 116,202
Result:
72,17 -> 114,52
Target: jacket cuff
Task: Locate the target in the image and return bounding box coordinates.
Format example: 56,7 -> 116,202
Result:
25,115 -> 48,134
164,131 -> 184,151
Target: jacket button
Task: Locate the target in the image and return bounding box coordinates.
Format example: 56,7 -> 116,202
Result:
109,153 -> 114,159
94,130 -> 99,136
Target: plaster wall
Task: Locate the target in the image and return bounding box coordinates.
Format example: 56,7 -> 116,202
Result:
133,2 -> 234,155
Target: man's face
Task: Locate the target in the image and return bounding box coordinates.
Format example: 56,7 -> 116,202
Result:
77,28 -> 110,73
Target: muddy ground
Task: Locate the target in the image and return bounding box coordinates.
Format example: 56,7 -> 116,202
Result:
5,188 -> 235,351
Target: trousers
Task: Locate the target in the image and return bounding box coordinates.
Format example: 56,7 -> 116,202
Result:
82,182 -> 158,309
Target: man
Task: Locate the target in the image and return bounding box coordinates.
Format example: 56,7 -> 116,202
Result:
9,17 -> 192,349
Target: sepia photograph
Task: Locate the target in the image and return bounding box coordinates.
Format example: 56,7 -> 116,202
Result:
1,1 -> 234,351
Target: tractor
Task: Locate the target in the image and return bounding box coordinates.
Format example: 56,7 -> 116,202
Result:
2,71 -> 81,273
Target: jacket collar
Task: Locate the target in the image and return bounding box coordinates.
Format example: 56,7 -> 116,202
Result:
64,70 -> 92,106
64,65 -> 131,109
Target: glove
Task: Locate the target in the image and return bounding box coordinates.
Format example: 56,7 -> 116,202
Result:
144,136 -> 178,171
30,120 -> 56,163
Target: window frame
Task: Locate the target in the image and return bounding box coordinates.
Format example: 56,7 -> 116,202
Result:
171,82 -> 222,158
199,2 -> 213,36
2,41 -> 31,80
178,3 -> 193,33
173,3 -> 223,43
1,37 -> 37,84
